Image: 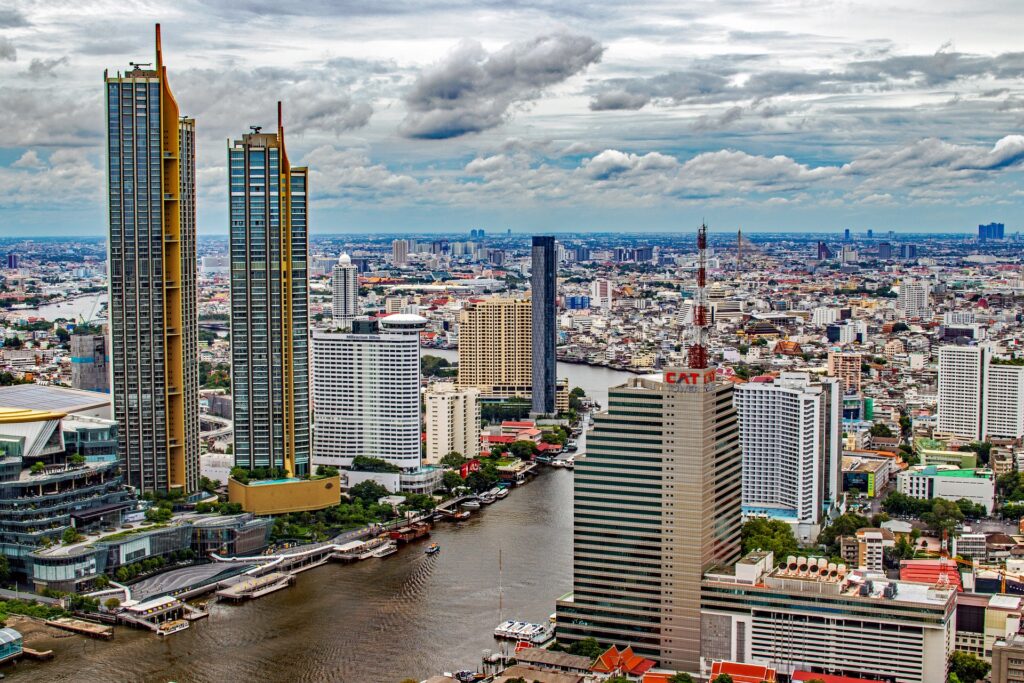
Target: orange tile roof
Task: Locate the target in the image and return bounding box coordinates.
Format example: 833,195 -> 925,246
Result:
711,660 -> 778,682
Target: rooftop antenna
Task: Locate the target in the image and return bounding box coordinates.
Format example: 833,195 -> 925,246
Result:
687,223 -> 710,369
128,61 -> 152,70
249,125 -> 263,134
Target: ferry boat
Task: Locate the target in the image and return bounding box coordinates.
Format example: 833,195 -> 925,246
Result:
156,619 -> 190,637
425,543 -> 440,555
461,500 -> 481,510
494,487 -> 509,499
493,619 -> 555,644
478,491 -> 496,505
371,541 -> 398,558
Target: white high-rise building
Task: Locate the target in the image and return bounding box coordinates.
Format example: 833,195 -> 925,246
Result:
589,279 -> 613,310
812,307 -> 839,326
938,345 -> 987,440
898,278 -> 931,319
392,239 -> 409,266
311,315 -> 426,470
733,372 -> 842,542
425,382 -> 481,464
331,253 -> 359,329
985,362 -> 1024,440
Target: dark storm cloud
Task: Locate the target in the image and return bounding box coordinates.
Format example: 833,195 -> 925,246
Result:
400,33 -> 604,139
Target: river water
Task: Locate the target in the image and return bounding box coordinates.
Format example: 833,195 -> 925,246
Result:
10,470 -> 576,683
12,293 -> 108,323
425,348 -> 635,409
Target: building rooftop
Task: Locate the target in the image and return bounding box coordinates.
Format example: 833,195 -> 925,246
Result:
0,384 -> 110,414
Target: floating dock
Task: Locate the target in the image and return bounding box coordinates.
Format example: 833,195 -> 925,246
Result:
215,572 -> 295,602
45,617 -> 114,640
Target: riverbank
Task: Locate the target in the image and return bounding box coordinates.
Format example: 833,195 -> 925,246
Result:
5,469 -> 573,682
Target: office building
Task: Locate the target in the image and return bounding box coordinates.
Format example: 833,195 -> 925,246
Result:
897,465 -> 996,513
228,104 -> 310,476
979,222 -> 1006,241
827,350 -> 862,393
700,551 -> 955,683
590,279 -> 613,310
556,367 -> 743,672
733,373 -> 841,541
564,295 -> 590,310
985,362 -> 1024,440
458,297 -> 533,399
938,345 -> 987,440
104,25 -> 199,493
897,277 -> 930,319
70,334 -> 109,393
900,244 -> 919,259
311,315 -> 426,470
331,253 -> 359,329
531,236 -> 557,416
425,382 -> 481,464
392,239 -> 409,266
6,253 -> 18,270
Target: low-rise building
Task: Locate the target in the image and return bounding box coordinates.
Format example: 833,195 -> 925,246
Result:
841,453 -> 892,497
897,465 -> 996,513
993,633 -> 1024,682
854,528 -> 895,572
228,475 -> 341,516
700,550 -> 956,683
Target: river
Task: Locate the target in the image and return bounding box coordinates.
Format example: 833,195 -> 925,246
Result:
424,348 -> 635,409
8,469 -> 575,683
12,293 -> 107,323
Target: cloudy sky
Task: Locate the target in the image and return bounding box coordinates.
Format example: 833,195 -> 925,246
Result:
2,0 -> 1024,235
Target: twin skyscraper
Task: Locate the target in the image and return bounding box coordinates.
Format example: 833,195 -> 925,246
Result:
104,26 -> 310,493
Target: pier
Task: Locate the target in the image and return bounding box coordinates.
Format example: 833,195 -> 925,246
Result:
215,572 -> 295,602
45,617 -> 113,640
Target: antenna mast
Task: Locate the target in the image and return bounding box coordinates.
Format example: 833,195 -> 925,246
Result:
687,224 -> 710,369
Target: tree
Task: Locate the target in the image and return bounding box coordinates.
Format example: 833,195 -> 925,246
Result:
869,422 -> 894,438
421,355 -> 457,378
606,677 -> 631,683
69,454 -> 86,466
509,440 -> 539,460
442,470 -> 464,492
668,674 -> 695,683
61,527 -> 82,544
818,513 -> 870,550
30,461 -> 45,475
568,386 -> 586,412
567,636 -> 604,660
712,675 -> 734,683
199,476 -> 218,493
349,480 -> 391,506
948,650 -> 990,683
959,441 -> 993,467
741,518 -> 799,558
402,493 -> 435,511
0,555 -> 9,583
104,597 -> 121,611
956,498 -> 987,520
145,506 -> 172,523
922,498 -> 964,535
440,452 -> 467,468
315,465 -> 339,478
351,455 -> 402,473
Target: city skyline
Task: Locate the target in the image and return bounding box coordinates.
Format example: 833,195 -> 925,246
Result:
3,1 -> 1024,235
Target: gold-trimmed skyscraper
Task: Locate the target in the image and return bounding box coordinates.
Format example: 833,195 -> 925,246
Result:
104,25 -> 199,494
227,104 -> 310,477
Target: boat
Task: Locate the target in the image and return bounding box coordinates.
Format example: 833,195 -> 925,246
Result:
564,460 -> 575,470
156,619 -> 190,637
425,543 -> 440,555
371,541 -> 398,558
550,459 -> 566,468
389,521 -> 431,544
461,500 -> 481,510
479,492 -> 496,505
453,510 -> 471,520
493,619 -> 555,644
494,487 -> 509,499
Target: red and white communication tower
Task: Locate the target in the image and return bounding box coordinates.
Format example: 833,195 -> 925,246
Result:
687,223 -> 710,369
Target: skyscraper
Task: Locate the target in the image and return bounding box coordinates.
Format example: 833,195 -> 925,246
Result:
827,350 -> 863,394
311,316 -> 426,470
589,278 -> 613,310
104,25 -> 199,493
985,362 -> 1024,440
734,372 -> 842,542
457,297 -> 533,399
938,345 -> 986,441
392,239 -> 409,266
531,235 -> 557,416
556,368 -> 743,671
331,253 -> 358,329
228,104 -> 310,477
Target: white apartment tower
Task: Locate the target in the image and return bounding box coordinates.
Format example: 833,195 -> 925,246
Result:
311,315 -> 426,470
938,345 -> 987,440
331,253 -> 359,328
589,278 -> 613,310
392,239 -> 409,266
425,382 -> 481,464
985,362 -> 1024,440
733,372 -> 842,541
898,277 -> 931,319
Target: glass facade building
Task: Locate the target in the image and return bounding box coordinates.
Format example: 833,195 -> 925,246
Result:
104,25 -> 199,493
228,105 -> 310,476
530,235 -> 557,416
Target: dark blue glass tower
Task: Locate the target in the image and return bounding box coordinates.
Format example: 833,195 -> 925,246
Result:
531,235 -> 557,415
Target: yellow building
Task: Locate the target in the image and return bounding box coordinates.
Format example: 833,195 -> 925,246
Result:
228,475 -> 340,516
457,297 -> 533,398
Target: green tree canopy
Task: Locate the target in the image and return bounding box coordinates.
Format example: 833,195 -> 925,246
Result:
348,480 -> 391,506
741,518 -> 800,559
948,650 -> 990,683
567,636 -> 604,660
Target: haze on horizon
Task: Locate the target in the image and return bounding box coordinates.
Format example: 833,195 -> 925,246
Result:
1,0 -> 1023,236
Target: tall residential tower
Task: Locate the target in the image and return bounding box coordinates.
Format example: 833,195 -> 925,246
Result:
331,253 -> 358,328
104,25 -> 199,493
531,235 -> 557,416
228,104 -> 310,477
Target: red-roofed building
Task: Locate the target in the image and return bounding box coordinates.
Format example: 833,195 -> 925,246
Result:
792,672 -> 884,683
900,559 -> 964,592
590,646 -> 656,677
501,420 -> 536,435
710,660 -> 777,682
484,434 -> 516,445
